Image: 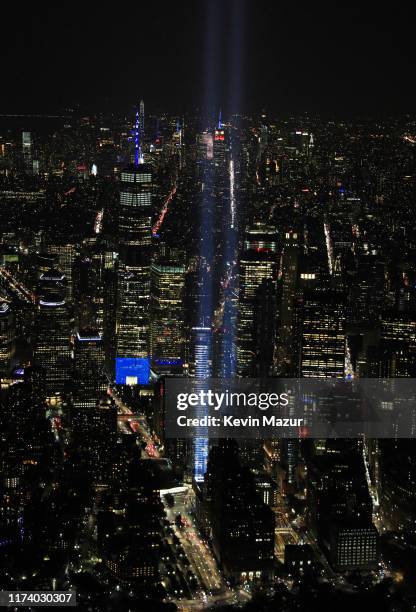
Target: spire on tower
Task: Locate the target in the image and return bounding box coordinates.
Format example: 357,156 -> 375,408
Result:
139,99 -> 145,142
218,108 -> 223,130
133,109 -> 144,166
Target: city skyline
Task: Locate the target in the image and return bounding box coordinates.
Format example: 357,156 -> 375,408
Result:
1,3 -> 416,610
1,102 -> 416,610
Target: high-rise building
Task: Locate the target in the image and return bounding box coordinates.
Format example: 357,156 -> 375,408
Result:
73,240 -> 107,332
116,162 -> 153,385
72,329 -> 105,409
71,395 -> 118,484
118,163 -> 152,249
213,126 -> 226,168
34,269 -> 70,398
329,524 -> 378,571
150,249 -> 186,370
276,229 -> 300,375
237,223 -> 278,376
22,131 -> 32,173
300,290 -> 345,378
45,242 -> 77,302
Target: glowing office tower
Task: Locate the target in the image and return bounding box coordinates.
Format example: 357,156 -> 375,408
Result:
72,329 -> 105,409
300,290 -> 346,378
150,251 -> 185,368
236,223 -> 278,376
45,242 -> 77,302
22,131 -> 32,173
34,269 -> 70,398
115,130 -> 153,383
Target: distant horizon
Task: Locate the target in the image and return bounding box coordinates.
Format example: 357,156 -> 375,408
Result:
1,107 -> 416,122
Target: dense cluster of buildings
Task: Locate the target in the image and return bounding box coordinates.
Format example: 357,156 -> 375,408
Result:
0,106 -> 416,608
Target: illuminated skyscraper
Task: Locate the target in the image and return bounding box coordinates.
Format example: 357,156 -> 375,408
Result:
237,223 -> 278,376
300,290 -> 345,378
213,112 -> 226,168
72,329 -> 105,409
45,242 -> 77,302
118,163 -> 152,248
34,269 -> 70,398
22,131 -> 32,173
73,241 -> 107,333
150,249 -> 185,370
115,157 -> 153,385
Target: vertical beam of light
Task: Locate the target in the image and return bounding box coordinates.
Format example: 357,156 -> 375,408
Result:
229,157 -> 236,230
193,1 -> 221,483
219,0 -> 247,379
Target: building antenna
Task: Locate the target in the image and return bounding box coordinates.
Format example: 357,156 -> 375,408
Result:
134,108 -> 144,166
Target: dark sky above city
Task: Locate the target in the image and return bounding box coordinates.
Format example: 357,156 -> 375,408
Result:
2,2 -> 415,116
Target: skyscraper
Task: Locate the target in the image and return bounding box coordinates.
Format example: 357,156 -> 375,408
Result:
34,269 -> 70,398
276,229 -> 300,375
237,223 -> 278,376
300,290 -> 346,378
22,131 -> 32,173
72,395 -> 118,485
72,329 -> 105,409
45,242 -> 77,302
115,159 -> 153,385
213,123 -> 226,169
150,249 -> 186,370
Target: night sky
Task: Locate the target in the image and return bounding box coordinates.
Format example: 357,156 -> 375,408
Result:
2,2 -> 415,115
